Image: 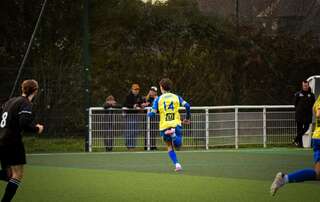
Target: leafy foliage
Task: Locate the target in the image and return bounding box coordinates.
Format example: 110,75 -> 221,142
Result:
1,0 -> 319,136
91,0 -> 320,106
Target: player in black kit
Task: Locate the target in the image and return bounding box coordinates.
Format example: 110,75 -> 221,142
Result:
0,79 -> 44,202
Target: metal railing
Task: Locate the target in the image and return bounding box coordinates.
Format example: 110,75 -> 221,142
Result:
88,106 -> 296,152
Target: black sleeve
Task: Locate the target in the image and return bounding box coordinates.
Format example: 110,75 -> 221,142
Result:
294,92 -> 299,107
18,101 -> 38,133
123,94 -> 134,108
103,103 -> 112,109
138,95 -> 145,106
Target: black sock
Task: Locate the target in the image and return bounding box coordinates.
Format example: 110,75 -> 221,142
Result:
0,170 -> 8,182
1,178 -> 21,202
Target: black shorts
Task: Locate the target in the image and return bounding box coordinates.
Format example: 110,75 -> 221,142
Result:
0,142 -> 26,168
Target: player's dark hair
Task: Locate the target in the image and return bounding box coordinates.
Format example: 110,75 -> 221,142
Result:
302,80 -> 309,84
159,78 -> 173,91
21,79 -> 39,96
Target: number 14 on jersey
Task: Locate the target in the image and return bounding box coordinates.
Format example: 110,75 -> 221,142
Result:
164,101 -> 174,111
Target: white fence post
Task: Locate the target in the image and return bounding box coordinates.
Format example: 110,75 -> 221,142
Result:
235,107 -> 239,149
88,108 -> 92,152
205,108 -> 209,150
147,109 -> 151,151
263,107 -> 267,148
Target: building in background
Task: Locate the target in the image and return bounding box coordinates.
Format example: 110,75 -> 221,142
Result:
197,0 -> 320,34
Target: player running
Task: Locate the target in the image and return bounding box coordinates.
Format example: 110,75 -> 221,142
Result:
147,78 -> 191,172
0,79 -> 44,202
270,95 -> 320,196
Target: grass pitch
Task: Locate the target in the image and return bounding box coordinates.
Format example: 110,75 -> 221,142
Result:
0,148 -> 319,202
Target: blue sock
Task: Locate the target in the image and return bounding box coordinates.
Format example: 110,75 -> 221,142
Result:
168,150 -> 178,165
288,169 -> 317,183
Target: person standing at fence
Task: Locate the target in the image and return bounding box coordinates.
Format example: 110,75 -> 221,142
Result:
148,78 -> 191,171
142,86 -> 158,150
0,79 -> 44,202
103,95 -> 121,152
293,80 -> 315,147
123,84 -> 144,150
270,95 -> 320,196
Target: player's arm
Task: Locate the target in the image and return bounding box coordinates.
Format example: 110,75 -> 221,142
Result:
147,97 -> 159,118
314,96 -> 320,117
19,102 -> 43,134
316,108 -> 320,118
316,101 -> 320,118
179,96 -> 191,122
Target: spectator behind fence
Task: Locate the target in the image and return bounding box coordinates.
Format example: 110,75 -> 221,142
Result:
103,95 -> 121,152
141,86 -> 158,150
293,80 -> 315,147
123,84 -> 145,150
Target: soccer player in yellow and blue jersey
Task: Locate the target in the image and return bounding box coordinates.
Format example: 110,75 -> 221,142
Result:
270,95 -> 320,196
147,78 -> 191,172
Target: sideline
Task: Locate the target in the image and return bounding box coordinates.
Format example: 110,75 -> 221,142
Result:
27,147 -> 311,156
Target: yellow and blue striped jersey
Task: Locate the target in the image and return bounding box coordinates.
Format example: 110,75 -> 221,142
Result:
312,96 -> 320,139
151,92 -> 189,131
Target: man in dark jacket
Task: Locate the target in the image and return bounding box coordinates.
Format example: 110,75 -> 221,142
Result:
294,80 -> 315,147
123,84 -> 144,149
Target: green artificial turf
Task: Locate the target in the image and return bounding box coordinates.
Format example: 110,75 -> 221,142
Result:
1,149 -> 319,202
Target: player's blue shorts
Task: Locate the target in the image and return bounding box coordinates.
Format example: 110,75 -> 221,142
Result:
160,125 -> 183,147
312,138 -> 320,163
